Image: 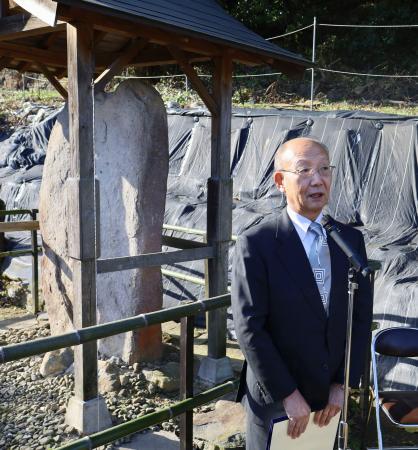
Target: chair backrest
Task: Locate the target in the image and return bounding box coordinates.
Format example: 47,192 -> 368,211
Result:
374,327 -> 418,357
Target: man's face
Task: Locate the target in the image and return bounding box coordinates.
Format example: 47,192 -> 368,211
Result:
273,140 -> 332,221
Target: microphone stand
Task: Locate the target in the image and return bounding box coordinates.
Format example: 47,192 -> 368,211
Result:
338,266 -> 358,450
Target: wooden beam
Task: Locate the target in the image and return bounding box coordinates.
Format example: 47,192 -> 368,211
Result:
66,21 -> 97,403
0,13 -> 65,41
168,45 -> 218,116
0,0 -> 9,18
0,220 -> 39,232
37,61 -> 68,98
94,38 -> 148,91
93,29 -> 107,46
0,40 -> 126,70
206,55 -> 233,363
42,29 -> 61,48
162,235 -> 208,250
0,41 -> 65,65
13,0 -> 57,26
0,55 -> 11,70
97,246 -> 215,274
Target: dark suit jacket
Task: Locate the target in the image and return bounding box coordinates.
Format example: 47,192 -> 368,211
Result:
231,210 -> 373,412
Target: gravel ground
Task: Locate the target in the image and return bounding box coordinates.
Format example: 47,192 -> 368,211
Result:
0,323 -> 186,450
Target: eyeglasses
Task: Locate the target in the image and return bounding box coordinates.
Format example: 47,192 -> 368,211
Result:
277,165 -> 335,179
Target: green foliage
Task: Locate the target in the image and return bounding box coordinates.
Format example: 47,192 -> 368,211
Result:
220,0 -> 418,74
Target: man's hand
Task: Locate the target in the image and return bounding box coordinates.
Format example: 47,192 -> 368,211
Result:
313,383 -> 344,427
283,389 -> 311,439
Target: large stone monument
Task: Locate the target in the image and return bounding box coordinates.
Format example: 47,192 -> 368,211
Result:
39,80 -> 169,362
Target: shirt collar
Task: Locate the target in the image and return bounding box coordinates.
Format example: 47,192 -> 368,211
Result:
286,205 -> 324,239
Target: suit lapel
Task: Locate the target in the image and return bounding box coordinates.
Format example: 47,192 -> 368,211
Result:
275,210 -> 327,322
327,231 -> 349,320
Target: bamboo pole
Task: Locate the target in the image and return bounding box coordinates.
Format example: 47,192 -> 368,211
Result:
56,380 -> 238,450
0,294 -> 230,363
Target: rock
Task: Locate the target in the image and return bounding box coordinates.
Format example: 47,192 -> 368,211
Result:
99,359 -> 119,375
36,312 -> 49,323
193,400 -> 246,450
142,362 -> 180,393
98,360 -> 121,394
39,79 -> 169,363
40,348 -> 74,377
119,374 -> 129,386
5,280 -> 28,306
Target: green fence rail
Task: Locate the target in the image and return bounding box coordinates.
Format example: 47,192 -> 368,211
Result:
0,293 -> 233,450
56,380 -> 238,450
0,211 -> 240,449
0,208 -> 40,314
0,209 -> 35,217
0,294 -> 230,363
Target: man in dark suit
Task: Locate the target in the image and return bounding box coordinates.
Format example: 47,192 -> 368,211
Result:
231,137 -> 372,449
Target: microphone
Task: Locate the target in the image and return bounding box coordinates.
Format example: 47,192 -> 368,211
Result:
321,214 -> 371,278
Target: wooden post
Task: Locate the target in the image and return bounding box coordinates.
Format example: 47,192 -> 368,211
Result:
67,20 -> 97,401
0,0 -> 9,18
65,21 -> 111,433
180,315 -> 194,450
198,55 -> 234,383
30,209 -> 39,315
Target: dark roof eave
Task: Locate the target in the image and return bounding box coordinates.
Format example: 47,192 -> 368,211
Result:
54,0 -> 310,70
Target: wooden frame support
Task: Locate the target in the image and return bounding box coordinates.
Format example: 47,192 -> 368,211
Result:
168,45 -> 218,116
94,38 -> 148,91
37,61 -> 68,98
0,14 -> 65,41
65,21 -> 111,434
13,0 -> 58,27
0,0 -> 9,18
198,55 -> 234,383
97,246 -> 215,274
66,20 -> 97,401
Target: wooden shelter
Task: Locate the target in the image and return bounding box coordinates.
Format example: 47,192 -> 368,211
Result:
0,0 -> 309,433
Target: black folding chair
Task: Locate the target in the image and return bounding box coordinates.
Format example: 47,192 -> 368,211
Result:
369,327 -> 418,450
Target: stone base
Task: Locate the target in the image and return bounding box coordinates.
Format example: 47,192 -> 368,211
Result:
198,356 -> 234,384
65,395 -> 112,434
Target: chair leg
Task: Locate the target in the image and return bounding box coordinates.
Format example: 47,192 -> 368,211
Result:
361,389 -> 374,450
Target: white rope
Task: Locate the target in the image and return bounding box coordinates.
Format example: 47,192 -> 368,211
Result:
266,24 -> 314,40
319,23 -> 418,28
22,74 -> 43,81
114,74 -> 187,79
115,72 -> 282,80
317,67 -> 418,78
234,72 -> 282,78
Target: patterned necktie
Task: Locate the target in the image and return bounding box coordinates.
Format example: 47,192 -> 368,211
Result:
308,222 -> 331,314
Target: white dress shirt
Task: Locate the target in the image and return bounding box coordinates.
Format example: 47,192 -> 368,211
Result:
286,206 -> 325,256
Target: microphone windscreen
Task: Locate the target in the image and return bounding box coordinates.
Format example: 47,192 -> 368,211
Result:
321,214 -> 334,230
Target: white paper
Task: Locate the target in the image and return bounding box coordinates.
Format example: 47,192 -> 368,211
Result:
267,411 -> 340,450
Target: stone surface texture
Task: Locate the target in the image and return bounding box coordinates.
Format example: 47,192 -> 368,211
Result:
193,400 -> 246,450
142,361 -> 180,392
39,80 -> 169,363
40,347 -> 74,377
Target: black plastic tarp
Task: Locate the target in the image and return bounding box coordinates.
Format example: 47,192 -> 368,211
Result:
0,107 -> 417,388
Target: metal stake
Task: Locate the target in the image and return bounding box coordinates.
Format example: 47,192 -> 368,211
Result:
338,267 -> 358,450
310,16 -> 317,111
